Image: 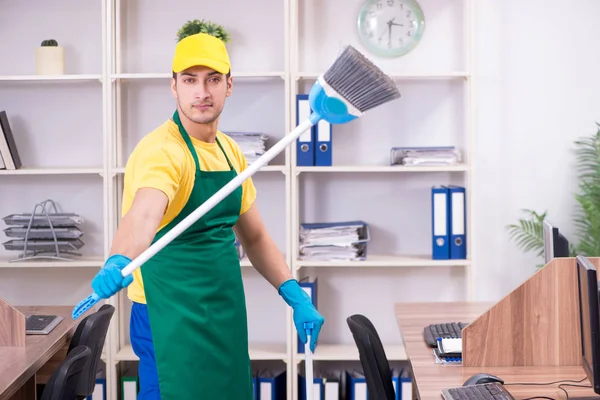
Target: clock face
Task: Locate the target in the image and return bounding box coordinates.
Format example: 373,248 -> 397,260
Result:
357,0 -> 425,58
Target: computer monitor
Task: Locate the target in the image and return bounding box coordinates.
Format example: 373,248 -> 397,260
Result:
543,220 -> 570,263
576,255 -> 600,394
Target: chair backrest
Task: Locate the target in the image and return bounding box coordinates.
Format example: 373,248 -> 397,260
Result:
68,304 -> 115,397
347,314 -> 396,400
41,345 -> 91,400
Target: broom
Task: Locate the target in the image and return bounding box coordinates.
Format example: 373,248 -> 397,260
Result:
72,42 -> 399,377
72,43 -> 400,398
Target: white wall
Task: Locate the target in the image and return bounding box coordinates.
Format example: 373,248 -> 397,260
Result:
2,0 -> 600,350
472,0 -> 600,301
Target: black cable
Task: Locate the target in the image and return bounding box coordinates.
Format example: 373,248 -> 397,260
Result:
504,377 -> 588,387
503,376 -> 590,400
557,383 -> 593,400
522,396 -> 555,400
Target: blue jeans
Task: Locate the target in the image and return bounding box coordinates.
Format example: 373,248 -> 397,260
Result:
130,302 -> 161,400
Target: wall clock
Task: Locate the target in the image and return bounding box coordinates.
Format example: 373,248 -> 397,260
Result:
357,0 -> 425,58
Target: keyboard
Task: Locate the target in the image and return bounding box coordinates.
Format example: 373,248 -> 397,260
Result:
25,314 -> 63,335
442,383 -> 515,400
423,322 -> 468,347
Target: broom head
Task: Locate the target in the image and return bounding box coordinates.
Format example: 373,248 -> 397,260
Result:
308,45 -> 401,125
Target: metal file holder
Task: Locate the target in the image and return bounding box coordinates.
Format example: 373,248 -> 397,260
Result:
4,199 -> 84,263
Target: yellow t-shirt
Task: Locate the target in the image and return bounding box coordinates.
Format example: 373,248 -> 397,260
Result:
122,118 -> 256,304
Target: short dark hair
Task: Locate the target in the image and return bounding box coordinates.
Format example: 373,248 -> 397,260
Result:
172,70 -> 231,79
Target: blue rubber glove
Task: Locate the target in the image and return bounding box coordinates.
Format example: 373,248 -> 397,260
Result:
92,254 -> 134,299
278,279 -> 325,352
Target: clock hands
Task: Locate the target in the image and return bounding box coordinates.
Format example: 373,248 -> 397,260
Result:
377,17 -> 407,46
385,18 -> 403,46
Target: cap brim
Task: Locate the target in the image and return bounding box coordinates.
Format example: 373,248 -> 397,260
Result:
172,57 -> 229,74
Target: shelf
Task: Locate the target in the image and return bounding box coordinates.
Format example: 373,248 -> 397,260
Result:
295,344 -> 406,361
0,74 -> 102,82
294,71 -> 470,80
296,254 -> 470,268
112,72 -> 286,80
116,343 -> 287,361
112,165 -> 286,174
0,255 -> 104,268
0,167 -> 103,176
295,165 -> 469,173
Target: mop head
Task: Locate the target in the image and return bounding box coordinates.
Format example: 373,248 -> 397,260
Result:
309,45 -> 401,125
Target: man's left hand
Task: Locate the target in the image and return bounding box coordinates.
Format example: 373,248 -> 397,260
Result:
278,279 -> 325,352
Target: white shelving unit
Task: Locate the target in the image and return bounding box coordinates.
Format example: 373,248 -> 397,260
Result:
0,0 -> 473,399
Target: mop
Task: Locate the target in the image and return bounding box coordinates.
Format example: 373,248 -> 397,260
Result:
72,44 -> 401,398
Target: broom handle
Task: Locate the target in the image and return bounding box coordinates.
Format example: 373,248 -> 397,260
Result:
304,323 -> 314,400
121,118 -> 315,277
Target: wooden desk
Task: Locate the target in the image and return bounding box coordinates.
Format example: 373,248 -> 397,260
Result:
395,302 -> 598,400
0,306 -> 83,400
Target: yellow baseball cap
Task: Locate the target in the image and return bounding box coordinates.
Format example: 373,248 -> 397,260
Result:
171,33 -> 230,74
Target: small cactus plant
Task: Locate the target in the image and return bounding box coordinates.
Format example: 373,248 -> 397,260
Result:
41,39 -> 58,46
176,19 -> 230,43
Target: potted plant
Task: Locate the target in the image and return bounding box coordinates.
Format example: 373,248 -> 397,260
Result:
506,123 -> 600,263
176,19 -> 231,43
36,39 -> 64,75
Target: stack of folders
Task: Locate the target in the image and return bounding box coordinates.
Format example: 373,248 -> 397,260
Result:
0,110 -> 22,170
431,185 -> 467,260
253,368 -> 286,399
295,94 -> 333,166
345,368 -> 412,400
225,131 -> 269,165
390,146 -> 461,166
119,363 -> 139,400
85,369 -> 106,399
299,221 -> 369,262
299,372 -> 341,400
433,338 -> 462,364
2,212 -> 85,259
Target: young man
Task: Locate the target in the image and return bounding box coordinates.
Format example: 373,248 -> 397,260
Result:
90,32 -> 324,399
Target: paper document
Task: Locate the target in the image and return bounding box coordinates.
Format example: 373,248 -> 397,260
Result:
390,146 -> 461,166
225,131 -> 269,165
299,221 -> 369,261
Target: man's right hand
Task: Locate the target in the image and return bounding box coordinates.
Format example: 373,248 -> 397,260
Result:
92,254 -> 134,299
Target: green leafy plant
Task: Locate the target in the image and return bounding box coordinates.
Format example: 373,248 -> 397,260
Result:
41,39 -> 58,46
177,19 -> 230,43
506,123 -> 600,261
506,209 -> 548,259
572,123 -> 600,256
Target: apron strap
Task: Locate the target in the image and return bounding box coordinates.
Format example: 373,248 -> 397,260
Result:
215,137 -> 235,172
172,110 -> 201,172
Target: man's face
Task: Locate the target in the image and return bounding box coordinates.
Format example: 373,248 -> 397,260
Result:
171,65 -> 232,125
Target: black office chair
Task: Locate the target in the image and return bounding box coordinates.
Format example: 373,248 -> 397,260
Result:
68,303 -> 115,399
347,314 -> 396,400
40,345 -> 91,400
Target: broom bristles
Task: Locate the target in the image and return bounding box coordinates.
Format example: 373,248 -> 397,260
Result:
323,45 -> 401,113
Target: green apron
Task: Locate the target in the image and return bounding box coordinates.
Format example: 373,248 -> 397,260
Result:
141,110 -> 253,399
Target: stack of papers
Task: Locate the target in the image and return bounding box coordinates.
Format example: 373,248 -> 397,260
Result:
225,131 -> 269,165
390,146 -> 461,166
299,221 -> 369,262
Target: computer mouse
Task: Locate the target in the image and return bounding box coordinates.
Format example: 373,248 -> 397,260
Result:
463,373 -> 504,386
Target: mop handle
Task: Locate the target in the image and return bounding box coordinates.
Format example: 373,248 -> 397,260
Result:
304,322 -> 314,400
71,119 -> 316,320
122,118 -> 315,276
